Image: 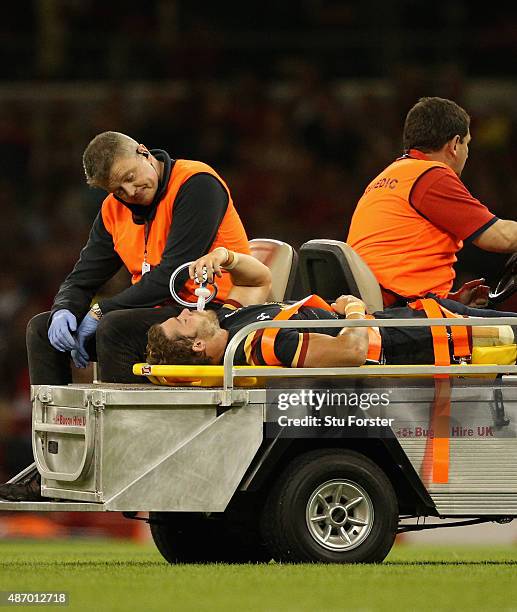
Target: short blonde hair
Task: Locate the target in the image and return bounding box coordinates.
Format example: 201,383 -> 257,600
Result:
82,131 -> 139,187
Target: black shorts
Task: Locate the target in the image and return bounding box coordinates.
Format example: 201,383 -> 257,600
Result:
377,305 -> 517,365
376,307 -> 434,365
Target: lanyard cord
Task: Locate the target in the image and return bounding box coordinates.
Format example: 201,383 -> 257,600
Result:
143,219 -> 153,263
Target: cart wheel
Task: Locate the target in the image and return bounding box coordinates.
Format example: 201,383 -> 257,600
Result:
150,512 -> 270,564
260,449 -> 398,563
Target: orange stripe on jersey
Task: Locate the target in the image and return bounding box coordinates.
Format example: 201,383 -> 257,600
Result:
223,299 -> 244,310
243,331 -> 256,365
294,333 -> 310,367
290,332 -> 306,367
250,329 -> 265,364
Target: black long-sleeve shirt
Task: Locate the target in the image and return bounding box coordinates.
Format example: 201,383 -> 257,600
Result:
51,153 -> 229,321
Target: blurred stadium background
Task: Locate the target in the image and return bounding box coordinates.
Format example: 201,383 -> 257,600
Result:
1,0 -> 517,544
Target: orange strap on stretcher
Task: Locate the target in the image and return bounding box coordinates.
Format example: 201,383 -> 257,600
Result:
409,298 -> 471,366
409,297 -> 471,485
260,295 -> 381,366
364,315 -> 382,361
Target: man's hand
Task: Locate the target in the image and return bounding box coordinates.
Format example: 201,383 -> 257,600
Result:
188,247 -> 231,284
448,278 -> 490,307
331,295 -> 367,317
71,312 -> 99,368
48,309 -> 77,352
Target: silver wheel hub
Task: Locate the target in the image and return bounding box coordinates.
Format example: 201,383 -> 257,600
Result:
306,479 -> 374,551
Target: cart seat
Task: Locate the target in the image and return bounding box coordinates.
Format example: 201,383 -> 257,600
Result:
249,238 -> 298,301
299,239 -> 383,314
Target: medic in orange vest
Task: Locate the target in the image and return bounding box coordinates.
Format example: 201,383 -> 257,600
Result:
347,97 -> 517,309
33,131 -> 250,381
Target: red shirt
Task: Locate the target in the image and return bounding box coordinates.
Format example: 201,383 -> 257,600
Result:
347,150 -> 497,304
408,149 -> 496,241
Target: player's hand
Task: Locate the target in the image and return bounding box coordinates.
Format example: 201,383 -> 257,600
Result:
189,248 -> 228,284
448,278 -> 490,307
48,309 -> 77,352
331,295 -> 366,316
71,312 -> 99,368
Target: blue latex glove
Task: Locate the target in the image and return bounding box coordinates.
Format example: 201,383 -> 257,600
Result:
71,313 -> 99,368
48,309 -> 78,352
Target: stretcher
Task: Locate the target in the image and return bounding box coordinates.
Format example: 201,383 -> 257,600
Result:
1,315 -> 517,564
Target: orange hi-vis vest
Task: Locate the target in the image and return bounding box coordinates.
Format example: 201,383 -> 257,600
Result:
101,160 -> 250,304
260,295 -> 382,366
347,158 -> 462,304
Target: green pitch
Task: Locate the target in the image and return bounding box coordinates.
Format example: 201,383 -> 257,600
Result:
0,540 -> 516,611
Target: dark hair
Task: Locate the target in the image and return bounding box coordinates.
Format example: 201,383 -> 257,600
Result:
146,323 -> 211,366
82,131 -> 139,187
403,97 -> 470,152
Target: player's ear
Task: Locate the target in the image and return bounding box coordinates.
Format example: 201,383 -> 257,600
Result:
192,339 -> 206,353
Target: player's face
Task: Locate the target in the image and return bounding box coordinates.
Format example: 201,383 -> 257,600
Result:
107,152 -> 159,205
161,309 -> 220,340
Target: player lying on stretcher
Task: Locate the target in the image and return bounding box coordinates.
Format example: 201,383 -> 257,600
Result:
146,248 -> 517,369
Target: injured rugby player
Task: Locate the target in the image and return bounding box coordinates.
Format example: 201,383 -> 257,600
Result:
146,246 -> 517,369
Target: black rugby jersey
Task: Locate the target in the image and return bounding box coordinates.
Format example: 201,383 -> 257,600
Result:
216,299 -> 517,368
217,302 -> 342,366
216,300 -> 439,367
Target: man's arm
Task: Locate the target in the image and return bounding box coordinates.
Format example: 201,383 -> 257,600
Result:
411,169 -> 497,242
189,246 -> 271,306
51,212 -> 123,321
414,170 -> 517,252
302,295 -> 369,367
473,219 -> 517,252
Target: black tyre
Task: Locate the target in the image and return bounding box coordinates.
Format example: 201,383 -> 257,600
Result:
260,449 -> 398,563
150,511 -> 270,564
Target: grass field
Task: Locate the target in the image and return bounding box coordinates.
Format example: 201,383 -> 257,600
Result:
0,539 -> 516,612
